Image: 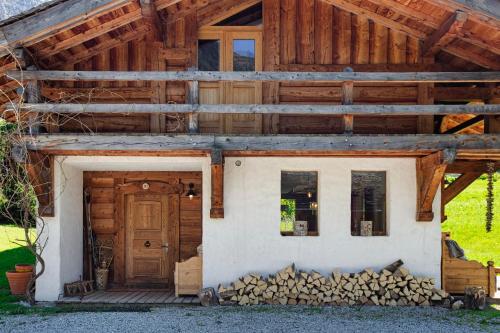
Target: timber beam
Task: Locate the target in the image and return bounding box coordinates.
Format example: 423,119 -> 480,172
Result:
0,0 -> 132,56
443,115 -> 485,134
422,11 -> 468,57
210,149 -> 224,219
6,70 -> 500,83
13,103 -> 500,116
21,134 -> 500,155
447,160 -> 499,173
442,172 -> 483,205
416,149 -> 457,221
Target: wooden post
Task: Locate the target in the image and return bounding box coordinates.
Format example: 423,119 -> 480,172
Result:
487,261 -> 496,297
342,67 -> 354,134
210,149 -> 224,219
25,65 -> 42,135
485,95 -> 500,134
186,67 -> 199,134
262,0 -> 280,134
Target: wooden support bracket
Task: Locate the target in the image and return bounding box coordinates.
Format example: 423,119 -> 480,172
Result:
416,149 -> 456,222
210,149 -> 224,219
18,151 -> 55,217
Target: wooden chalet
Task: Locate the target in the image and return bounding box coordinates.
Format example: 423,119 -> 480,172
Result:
0,0 -> 498,302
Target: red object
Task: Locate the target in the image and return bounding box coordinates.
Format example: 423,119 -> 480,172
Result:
6,271 -> 32,295
15,264 -> 33,273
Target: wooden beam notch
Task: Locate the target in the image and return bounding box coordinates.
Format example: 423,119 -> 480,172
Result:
422,10 -> 468,57
210,149 -> 224,219
416,149 -> 456,222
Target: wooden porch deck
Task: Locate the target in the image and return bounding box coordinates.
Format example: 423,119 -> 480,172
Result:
58,291 -> 200,305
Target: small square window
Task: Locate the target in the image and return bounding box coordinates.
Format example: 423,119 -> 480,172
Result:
281,171 -> 318,236
351,171 -> 387,236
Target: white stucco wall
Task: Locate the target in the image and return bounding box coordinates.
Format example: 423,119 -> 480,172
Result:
203,157 -> 442,289
36,155 -> 441,301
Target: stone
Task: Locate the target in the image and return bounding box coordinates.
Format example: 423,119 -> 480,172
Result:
452,300 -> 464,310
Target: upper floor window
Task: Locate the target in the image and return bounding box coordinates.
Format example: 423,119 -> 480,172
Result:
233,39 -> 255,71
351,171 -> 387,236
281,171 -> 318,236
198,39 -> 220,71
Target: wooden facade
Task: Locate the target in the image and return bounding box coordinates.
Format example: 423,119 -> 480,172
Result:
0,0 -> 499,294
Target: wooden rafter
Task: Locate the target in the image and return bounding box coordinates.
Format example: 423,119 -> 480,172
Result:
164,0 -> 206,25
197,0 -> 261,27
156,0 -> 184,11
46,25 -> 151,68
443,115 -> 484,134
35,7 -> 144,59
423,11 -> 468,57
0,0 -> 132,55
416,150 -> 456,222
431,0 -> 500,26
320,0 -> 500,69
442,172 -> 482,205
210,149 -> 224,219
321,0 -> 427,38
367,0 -> 500,55
442,44 -> 500,70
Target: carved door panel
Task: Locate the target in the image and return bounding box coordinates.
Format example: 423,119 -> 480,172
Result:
119,181 -> 181,288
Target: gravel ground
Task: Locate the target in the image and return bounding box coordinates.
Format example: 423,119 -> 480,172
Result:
0,305 -> 498,333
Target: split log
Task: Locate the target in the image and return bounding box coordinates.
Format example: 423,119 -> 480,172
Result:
464,287 -> 487,310
198,287 -> 218,307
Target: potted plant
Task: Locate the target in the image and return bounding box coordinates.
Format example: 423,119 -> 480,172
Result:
6,265 -> 33,295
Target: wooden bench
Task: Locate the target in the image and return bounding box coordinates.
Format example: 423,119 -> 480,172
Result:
441,232 -> 497,297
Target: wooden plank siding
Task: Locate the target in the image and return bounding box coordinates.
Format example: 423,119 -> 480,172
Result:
3,0 -> 497,136
83,171 -> 202,287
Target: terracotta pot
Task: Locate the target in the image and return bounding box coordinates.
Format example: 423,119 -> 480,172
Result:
6,270 -> 32,295
15,264 -> 33,273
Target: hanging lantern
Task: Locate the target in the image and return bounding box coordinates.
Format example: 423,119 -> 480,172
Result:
186,183 -> 196,200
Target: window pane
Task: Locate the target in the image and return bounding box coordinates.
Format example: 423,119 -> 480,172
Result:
233,40 -> 255,71
198,40 -> 219,71
351,172 -> 386,236
281,171 -> 318,236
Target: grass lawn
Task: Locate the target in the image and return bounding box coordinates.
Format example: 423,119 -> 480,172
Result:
442,177 -> 500,265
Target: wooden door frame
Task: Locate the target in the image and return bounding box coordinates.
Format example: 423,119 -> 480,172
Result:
198,26 -> 263,133
114,178 -> 183,288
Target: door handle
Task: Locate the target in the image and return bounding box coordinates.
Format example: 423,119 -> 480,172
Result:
144,241 -> 151,248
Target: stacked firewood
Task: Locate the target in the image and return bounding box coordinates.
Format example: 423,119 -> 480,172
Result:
217,260 -> 450,306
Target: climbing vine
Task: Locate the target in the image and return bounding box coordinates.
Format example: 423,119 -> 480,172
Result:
485,161 -> 495,232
